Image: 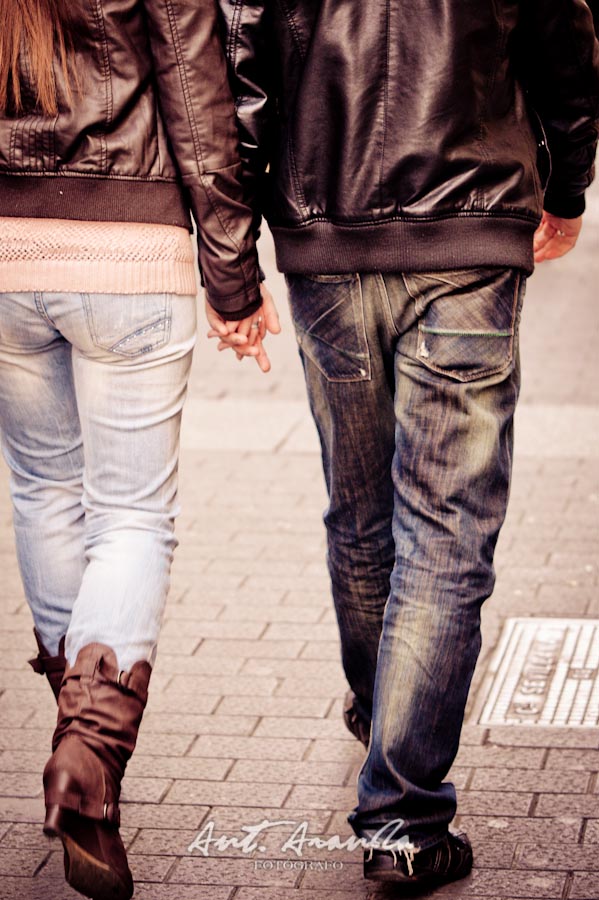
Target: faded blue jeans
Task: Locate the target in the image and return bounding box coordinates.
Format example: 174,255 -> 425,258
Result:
0,291 -> 196,671
286,268 -> 525,849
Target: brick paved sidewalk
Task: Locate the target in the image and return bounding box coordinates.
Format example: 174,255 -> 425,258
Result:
0,186 -> 598,900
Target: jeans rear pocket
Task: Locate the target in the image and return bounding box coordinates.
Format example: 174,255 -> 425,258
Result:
286,273 -> 371,382
403,268 -> 524,382
83,293 -> 172,357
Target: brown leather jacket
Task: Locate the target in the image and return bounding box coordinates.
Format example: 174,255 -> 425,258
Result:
218,0 -> 599,277
0,0 -> 260,319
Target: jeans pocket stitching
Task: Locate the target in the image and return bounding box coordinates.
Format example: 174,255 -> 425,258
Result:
83,293 -> 172,358
289,274 -> 371,383
416,270 -> 522,383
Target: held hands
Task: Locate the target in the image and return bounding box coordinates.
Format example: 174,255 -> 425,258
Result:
534,212 -> 582,263
205,283 -> 281,373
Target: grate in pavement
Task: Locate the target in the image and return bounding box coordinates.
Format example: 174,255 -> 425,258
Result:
479,618 -> 599,727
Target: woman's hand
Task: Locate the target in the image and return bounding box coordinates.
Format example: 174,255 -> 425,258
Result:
534,212 -> 583,263
205,283 -> 281,373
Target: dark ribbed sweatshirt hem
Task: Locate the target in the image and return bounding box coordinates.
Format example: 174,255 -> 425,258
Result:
271,214 -> 538,275
0,174 -> 192,229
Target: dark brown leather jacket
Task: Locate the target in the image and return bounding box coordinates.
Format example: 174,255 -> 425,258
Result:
218,0 -> 599,276
0,0 -> 260,319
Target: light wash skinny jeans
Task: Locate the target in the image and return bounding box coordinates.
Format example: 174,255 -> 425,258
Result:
0,291 -> 196,671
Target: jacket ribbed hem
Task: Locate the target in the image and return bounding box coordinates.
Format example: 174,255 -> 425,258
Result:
0,259 -> 198,296
0,174 -> 192,230
271,214 -> 538,276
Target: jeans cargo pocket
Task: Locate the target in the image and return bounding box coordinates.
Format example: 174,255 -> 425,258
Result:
403,268 -> 525,382
285,273 -> 371,382
83,293 -> 172,357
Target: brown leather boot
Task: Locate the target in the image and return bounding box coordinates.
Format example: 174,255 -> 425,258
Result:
43,643 -> 151,900
28,629 -> 67,701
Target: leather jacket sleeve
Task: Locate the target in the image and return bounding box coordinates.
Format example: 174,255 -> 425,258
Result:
516,0 -> 599,218
217,0 -> 275,235
142,0 -> 260,318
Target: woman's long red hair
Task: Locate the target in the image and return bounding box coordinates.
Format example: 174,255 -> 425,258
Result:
0,0 -> 74,116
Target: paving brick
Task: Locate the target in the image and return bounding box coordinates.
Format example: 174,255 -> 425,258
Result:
299,641 -> 344,660
120,803 -> 210,831
284,786 -> 357,811
236,891 -> 362,900
255,717 -> 355,741
128,853 -> 176,882
166,674 -> 279,697
128,828 -> 204,856
453,815 -> 583,844
275,676 -> 347,697
169,855 -> 299,886
0,797 -> 45,824
154,653 -> 243,676
145,692 -> 221,716
195,639 -> 305,659
134,885 -> 233,900
307,741 -> 367,763
228,760 -> 351,787
469,768 -> 590,793
189,735 -> 311,761
515,843 -> 599,870
570,873 -> 599,900
0,875 -> 83,900
0,847 -> 49,876
488,727 -> 599,749
140,713 -> 256,737
215,696 -> 332,718
135,731 -> 196,756
218,604 -> 323,624
160,620 -> 266,640
165,780 -> 291,809
126,756 -> 231,781
454,746 -> 546,768
535,793 -> 599,817
457,791 -> 533,816
0,772 -> 43,799
204,807 -> 331,833
545,748 -> 599,770
584,818 -> 599,842
261,623 -> 340,642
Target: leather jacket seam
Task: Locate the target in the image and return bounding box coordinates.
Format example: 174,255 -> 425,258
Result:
164,0 -> 252,298
92,0 -> 113,172
378,0 -> 391,214
275,210 -> 539,227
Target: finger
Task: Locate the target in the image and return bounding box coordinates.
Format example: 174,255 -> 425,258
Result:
208,329 -> 249,345
247,316 -> 263,347
205,302 -> 229,336
261,288 -> 282,334
253,338 -> 272,373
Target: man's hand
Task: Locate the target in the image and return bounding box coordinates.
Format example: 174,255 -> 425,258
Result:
205,283 -> 281,373
534,211 -> 583,263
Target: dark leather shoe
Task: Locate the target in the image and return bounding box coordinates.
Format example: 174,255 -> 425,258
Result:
363,830 -> 473,888
342,689 -> 370,748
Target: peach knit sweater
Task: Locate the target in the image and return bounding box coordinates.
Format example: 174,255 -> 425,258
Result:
0,218 -> 197,296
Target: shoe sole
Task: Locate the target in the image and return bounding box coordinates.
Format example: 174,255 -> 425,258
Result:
44,805 -> 132,900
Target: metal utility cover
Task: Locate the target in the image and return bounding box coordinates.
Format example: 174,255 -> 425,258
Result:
479,618 -> 599,727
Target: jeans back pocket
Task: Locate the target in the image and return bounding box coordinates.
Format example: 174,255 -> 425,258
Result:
403,268 -> 525,383
83,293 -> 172,357
286,273 -> 371,382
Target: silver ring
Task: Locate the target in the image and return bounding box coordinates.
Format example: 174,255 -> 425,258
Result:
251,322 -> 260,330
556,229 -> 566,237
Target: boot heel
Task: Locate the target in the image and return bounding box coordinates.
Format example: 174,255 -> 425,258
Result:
44,804 -> 68,837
